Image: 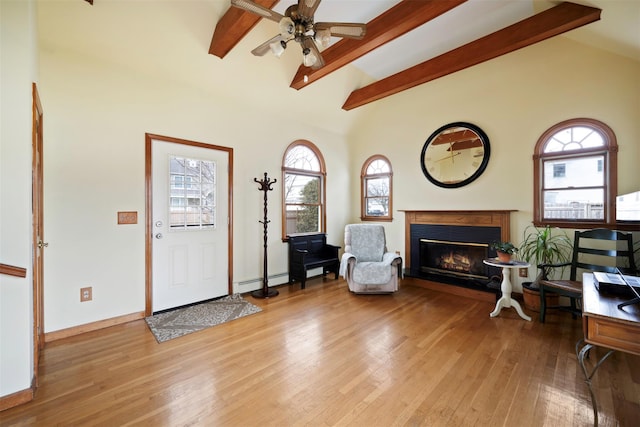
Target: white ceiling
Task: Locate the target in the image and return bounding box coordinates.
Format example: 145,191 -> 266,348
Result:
36,0 -> 639,126
38,1 -> 640,84
265,0 -> 640,80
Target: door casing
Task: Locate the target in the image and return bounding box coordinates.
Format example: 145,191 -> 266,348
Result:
145,133 -> 233,316
32,83 -> 44,387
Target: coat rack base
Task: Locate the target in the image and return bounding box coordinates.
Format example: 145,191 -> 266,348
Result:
251,288 -> 279,299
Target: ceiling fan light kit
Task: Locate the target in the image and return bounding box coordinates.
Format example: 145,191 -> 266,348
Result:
279,16 -> 295,37
315,28 -> 331,48
302,48 -> 318,67
230,0 -> 366,70
269,40 -> 286,57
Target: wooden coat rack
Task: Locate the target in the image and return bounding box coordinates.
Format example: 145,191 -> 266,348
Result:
251,172 -> 279,298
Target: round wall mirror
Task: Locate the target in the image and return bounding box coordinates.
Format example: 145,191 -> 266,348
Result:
420,122 -> 491,188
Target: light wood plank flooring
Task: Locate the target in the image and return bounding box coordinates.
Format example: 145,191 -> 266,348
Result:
2,278 -> 639,426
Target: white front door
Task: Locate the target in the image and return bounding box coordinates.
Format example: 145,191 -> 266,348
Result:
151,138 -> 229,312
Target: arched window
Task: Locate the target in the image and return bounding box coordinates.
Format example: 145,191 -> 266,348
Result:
361,155 -> 393,221
282,140 -> 326,239
533,118 -> 618,228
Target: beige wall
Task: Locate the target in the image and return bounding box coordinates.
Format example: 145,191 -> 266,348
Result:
348,37 -> 640,288
38,47 -> 357,332
0,0 -> 37,398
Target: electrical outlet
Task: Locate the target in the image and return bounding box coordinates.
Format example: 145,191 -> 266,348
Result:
80,286 -> 92,302
518,268 -> 528,278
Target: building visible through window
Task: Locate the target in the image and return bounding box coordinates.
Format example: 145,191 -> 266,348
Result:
552,163 -> 566,178
169,156 -> 216,228
533,118 -> 618,227
617,191 -> 640,221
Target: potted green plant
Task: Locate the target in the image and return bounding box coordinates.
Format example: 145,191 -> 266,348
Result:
518,225 -> 573,311
490,241 -> 518,263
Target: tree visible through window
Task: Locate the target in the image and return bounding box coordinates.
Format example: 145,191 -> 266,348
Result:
282,140 -> 326,238
361,155 -> 393,221
533,118 -> 617,227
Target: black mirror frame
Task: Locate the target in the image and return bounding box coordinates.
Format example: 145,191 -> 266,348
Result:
420,121 -> 491,189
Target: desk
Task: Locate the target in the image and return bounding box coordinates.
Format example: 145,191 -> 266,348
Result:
483,258 -> 531,321
577,273 -> 640,426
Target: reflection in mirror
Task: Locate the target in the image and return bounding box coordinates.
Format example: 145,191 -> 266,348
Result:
421,122 -> 490,188
431,127 -> 484,182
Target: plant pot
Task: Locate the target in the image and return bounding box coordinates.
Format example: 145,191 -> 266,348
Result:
522,283 -> 559,312
496,251 -> 512,263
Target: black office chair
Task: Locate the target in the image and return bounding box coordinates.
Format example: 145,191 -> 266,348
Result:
539,228 -> 637,323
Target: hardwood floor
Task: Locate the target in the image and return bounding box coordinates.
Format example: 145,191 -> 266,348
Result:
2,278 -> 638,426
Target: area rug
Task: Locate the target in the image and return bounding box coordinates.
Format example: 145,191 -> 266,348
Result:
145,294 -> 262,343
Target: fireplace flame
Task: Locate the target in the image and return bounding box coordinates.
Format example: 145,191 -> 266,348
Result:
439,251 -> 471,273
419,238 -> 490,280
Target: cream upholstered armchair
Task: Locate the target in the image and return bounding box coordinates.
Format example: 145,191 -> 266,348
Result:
339,224 -> 402,294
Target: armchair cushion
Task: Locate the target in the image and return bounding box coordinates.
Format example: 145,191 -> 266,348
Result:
339,224 -> 402,292
346,224 -> 385,262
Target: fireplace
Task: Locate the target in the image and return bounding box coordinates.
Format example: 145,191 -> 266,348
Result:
403,210 -> 515,295
420,239 -> 489,279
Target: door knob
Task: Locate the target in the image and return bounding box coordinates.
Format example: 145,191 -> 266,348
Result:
37,240 -> 49,248
155,233 -> 163,239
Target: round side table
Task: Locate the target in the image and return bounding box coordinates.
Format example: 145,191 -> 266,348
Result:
483,258 -> 531,321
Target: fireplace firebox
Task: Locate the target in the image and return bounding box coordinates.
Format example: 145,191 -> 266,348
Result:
420,239 -> 489,280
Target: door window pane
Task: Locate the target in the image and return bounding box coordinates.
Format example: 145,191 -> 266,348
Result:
170,156 -> 216,229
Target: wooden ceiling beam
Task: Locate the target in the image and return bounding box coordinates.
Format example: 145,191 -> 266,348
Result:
290,0 -> 467,90
209,0 -> 281,58
342,2 -> 601,111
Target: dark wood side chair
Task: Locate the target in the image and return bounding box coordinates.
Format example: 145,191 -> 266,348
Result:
539,228 -> 637,323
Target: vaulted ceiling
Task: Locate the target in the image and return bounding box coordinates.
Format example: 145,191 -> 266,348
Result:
209,0 -> 620,110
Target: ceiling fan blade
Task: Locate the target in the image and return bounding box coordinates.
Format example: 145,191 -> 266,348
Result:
297,0 -> 322,21
315,22 -> 366,39
251,34 -> 285,56
230,0 -> 284,23
301,36 -> 325,70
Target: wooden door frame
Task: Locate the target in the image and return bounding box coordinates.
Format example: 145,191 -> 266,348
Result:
32,83 -> 44,386
144,133 -> 233,316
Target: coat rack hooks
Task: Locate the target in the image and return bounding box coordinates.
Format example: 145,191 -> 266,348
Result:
251,172 -> 279,298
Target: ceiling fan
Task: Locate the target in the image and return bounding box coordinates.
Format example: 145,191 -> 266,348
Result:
230,0 -> 367,69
